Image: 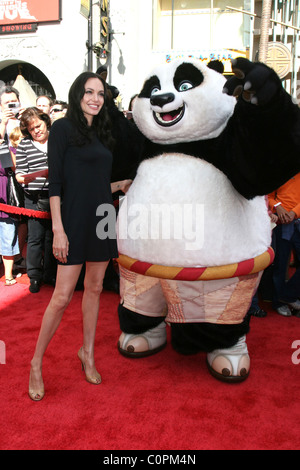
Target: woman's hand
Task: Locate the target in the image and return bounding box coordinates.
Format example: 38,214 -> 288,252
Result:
53,230 -> 69,264
16,169 -> 49,184
50,196 -> 68,263
111,179 -> 133,194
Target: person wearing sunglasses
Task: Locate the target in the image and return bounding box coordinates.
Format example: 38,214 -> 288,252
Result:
50,101 -> 68,123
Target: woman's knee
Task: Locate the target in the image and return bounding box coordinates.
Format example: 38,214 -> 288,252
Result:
83,278 -> 104,296
83,262 -> 108,295
50,290 -> 73,311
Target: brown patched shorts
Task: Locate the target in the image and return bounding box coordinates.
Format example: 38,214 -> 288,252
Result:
119,265 -> 262,325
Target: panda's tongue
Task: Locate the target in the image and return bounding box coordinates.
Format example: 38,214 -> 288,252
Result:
162,113 -> 176,122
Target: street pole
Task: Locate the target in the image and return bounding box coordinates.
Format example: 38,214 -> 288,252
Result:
88,0 -> 93,71
258,0 -> 272,63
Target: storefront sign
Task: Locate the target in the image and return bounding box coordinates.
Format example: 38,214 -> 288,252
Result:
100,0 -> 109,45
80,0 -> 89,19
0,22 -> 37,33
0,0 -> 60,25
164,49 -> 249,73
98,0 -> 109,58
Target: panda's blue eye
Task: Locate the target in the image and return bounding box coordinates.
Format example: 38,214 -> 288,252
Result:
179,82 -> 193,92
151,87 -> 160,96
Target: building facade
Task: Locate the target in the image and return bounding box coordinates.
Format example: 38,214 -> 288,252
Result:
108,0 -> 300,108
0,0 -> 299,109
0,0 -> 100,101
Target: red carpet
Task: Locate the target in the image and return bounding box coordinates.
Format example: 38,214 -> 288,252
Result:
0,272 -> 300,451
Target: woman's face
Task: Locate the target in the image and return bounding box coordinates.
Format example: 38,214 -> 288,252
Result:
80,77 -> 105,125
27,117 -> 49,143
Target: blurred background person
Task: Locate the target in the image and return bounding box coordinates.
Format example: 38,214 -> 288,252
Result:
36,95 -> 53,116
9,126 -> 27,273
0,86 -> 23,143
0,138 -> 20,285
268,174 -> 300,316
15,107 -> 56,293
50,100 -> 68,123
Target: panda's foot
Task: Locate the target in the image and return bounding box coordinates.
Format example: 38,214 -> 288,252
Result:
118,322 -> 167,358
206,335 -> 250,383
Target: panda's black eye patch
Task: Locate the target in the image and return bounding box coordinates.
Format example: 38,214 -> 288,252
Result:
174,63 -> 204,92
139,75 -> 161,98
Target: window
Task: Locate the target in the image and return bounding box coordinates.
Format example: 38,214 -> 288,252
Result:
152,0 -> 251,51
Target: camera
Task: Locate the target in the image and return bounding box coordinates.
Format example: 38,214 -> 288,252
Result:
7,102 -> 20,116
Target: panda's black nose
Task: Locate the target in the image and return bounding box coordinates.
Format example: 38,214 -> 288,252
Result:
150,92 -> 175,108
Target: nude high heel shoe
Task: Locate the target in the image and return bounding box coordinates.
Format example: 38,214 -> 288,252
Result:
28,368 -> 45,401
78,347 -> 102,385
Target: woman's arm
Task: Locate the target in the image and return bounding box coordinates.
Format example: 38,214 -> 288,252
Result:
50,196 -> 69,264
48,120 -> 72,264
16,169 -> 48,184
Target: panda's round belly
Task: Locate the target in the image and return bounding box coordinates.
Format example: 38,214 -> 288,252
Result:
117,154 -> 271,267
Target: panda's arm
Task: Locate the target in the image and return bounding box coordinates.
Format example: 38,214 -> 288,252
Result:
221,58 -> 300,199
110,106 -> 145,182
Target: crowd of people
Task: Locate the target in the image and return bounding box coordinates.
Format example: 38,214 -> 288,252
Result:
0,88 -> 68,292
0,72 -> 299,402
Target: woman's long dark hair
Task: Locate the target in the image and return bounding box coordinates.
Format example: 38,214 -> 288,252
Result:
66,72 -> 114,150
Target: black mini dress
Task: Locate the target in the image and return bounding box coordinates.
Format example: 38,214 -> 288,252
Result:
48,118 -> 118,265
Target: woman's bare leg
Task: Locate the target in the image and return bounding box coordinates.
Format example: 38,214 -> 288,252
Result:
3,256 -> 15,282
29,264 -> 83,399
79,261 -> 109,382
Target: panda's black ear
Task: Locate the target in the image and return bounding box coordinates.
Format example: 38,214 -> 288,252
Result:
96,65 -> 108,81
207,60 -> 224,74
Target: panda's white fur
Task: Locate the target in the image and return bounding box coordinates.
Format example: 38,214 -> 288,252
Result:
117,58 -> 272,268
117,154 -> 271,267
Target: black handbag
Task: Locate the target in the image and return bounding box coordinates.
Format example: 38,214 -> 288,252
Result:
36,178 -> 50,212
7,169 -> 25,207
37,196 -> 50,212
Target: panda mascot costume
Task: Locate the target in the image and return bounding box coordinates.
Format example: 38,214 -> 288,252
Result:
116,57 -> 300,382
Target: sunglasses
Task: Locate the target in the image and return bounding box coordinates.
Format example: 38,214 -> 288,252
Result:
51,108 -> 62,113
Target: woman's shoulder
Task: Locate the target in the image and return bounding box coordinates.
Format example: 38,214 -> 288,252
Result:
49,118 -> 77,144
51,117 -> 74,133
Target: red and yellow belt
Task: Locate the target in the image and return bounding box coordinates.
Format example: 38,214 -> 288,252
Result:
117,247 -> 274,281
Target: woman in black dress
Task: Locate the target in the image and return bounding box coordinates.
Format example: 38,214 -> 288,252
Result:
29,72 -> 131,401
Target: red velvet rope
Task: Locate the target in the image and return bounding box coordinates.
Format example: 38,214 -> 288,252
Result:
0,203 -> 51,219
0,199 -> 119,220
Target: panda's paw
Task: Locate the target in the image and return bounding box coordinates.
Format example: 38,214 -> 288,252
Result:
206,335 -> 250,383
223,57 -> 281,105
117,322 -> 167,358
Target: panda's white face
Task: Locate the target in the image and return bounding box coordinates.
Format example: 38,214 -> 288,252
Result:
133,58 -> 236,145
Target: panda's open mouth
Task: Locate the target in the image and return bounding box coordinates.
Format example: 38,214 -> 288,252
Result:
153,105 -> 185,127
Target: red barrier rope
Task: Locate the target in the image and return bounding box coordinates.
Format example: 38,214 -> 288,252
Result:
0,203 -> 51,219
0,199 -> 119,220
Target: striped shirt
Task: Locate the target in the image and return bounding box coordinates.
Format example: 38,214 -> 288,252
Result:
15,137 -> 49,191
